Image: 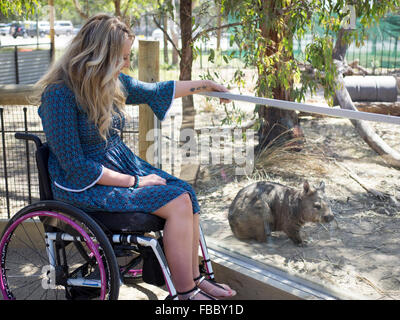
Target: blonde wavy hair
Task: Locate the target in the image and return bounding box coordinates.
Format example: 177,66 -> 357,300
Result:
34,13 -> 134,140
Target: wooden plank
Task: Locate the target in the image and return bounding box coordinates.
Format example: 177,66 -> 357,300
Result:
138,40 -> 159,165
0,84 -> 39,105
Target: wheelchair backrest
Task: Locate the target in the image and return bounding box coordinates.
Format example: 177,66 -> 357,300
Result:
36,143 -> 54,201
15,133 -> 53,201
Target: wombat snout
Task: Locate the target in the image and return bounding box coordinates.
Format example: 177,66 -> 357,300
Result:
322,213 -> 334,223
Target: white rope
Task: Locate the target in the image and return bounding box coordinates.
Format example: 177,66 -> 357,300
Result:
199,91 -> 400,126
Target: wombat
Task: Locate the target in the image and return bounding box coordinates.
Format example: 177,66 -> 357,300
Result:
228,181 -> 333,245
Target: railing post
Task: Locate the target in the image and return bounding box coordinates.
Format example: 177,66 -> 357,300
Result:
14,46 -> 19,84
138,40 -> 161,168
49,0 -> 55,63
0,108 -> 10,218
23,107 -> 32,204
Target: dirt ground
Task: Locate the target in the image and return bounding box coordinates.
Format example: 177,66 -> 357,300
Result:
193,95 -> 400,300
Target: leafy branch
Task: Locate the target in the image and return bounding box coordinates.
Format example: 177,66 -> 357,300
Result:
0,0 -> 39,17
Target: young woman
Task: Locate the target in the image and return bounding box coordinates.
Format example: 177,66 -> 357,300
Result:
35,13 -> 236,300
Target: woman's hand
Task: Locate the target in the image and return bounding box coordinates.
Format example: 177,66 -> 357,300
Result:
175,80 -> 231,103
207,80 -> 231,104
137,174 -> 166,187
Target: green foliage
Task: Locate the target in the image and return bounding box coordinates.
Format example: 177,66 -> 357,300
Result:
1,1 -> 156,26
303,35 -> 336,104
54,0 -> 115,23
0,0 -> 39,18
220,0 -> 400,107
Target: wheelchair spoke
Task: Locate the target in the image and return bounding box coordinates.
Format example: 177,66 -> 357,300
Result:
8,231 -> 49,266
23,218 -> 48,253
0,209 -> 121,300
11,277 -> 43,300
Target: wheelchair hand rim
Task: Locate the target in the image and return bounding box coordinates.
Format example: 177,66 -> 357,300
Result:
0,210 -> 107,300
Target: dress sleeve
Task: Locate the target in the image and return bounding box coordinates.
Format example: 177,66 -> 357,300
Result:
38,84 -> 104,192
119,73 -> 175,121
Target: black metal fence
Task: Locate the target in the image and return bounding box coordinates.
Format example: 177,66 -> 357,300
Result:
347,35 -> 400,75
292,34 -> 400,76
0,43 -> 52,84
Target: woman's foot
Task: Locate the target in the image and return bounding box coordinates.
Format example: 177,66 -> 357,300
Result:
194,276 -> 236,299
177,285 -> 217,300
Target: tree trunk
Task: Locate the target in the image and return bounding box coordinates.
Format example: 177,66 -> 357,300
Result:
177,0 -> 199,182
72,0 -> 88,20
171,30 -> 179,65
114,0 -> 121,18
256,0 -> 303,153
179,0 -> 195,134
170,0 -> 180,65
334,29 -> 400,169
216,0 -> 222,51
163,13 -> 169,64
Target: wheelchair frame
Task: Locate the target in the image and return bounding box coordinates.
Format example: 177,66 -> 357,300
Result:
0,133 -> 215,300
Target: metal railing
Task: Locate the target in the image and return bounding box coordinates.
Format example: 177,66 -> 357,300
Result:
293,34 -> 400,76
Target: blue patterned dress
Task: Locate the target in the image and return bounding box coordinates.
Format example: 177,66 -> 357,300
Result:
38,73 -> 200,214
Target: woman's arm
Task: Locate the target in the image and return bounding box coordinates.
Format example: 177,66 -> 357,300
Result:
174,80 -> 231,103
97,167 -> 135,188
98,167 -> 166,188
101,81 -> 224,188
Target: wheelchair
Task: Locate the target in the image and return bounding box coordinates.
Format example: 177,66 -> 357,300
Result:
0,133 -> 215,300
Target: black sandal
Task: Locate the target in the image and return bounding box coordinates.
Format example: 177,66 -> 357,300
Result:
194,275 -> 236,299
177,285 -> 216,300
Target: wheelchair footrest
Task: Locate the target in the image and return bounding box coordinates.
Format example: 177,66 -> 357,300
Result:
113,234 -> 168,287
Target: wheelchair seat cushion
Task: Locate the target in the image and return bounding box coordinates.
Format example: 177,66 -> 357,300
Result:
88,211 -> 165,233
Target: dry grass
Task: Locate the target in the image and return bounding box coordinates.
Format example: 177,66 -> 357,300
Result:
204,126 -> 331,185
255,136 -> 330,178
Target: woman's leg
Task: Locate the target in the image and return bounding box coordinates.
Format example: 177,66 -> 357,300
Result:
152,193 -> 213,300
192,213 -> 237,298
152,193 -> 194,293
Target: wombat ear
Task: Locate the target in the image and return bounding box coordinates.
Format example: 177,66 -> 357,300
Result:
319,181 -> 325,192
303,181 -> 310,194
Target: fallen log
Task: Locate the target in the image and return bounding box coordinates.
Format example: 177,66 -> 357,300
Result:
332,27 -> 400,169
353,102 -> 400,117
299,102 -> 400,119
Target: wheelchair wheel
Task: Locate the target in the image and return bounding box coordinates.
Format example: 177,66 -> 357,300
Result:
0,203 -> 120,300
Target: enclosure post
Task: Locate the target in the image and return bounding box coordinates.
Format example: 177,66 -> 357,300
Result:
23,107 -> 32,204
138,40 -> 161,167
48,0 -> 55,63
14,46 -> 19,84
0,108 -> 10,218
